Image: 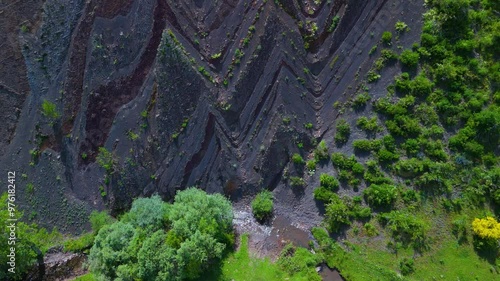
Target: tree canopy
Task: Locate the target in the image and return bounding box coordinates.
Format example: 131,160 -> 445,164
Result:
88,188 -> 234,281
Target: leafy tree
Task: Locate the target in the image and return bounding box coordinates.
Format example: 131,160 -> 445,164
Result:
88,189 -> 233,281
0,193 -> 61,281
252,190 -> 274,222
89,211 -> 114,234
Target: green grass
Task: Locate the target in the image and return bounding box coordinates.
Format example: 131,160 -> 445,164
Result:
313,227 -> 403,281
412,240 -> 498,280
312,197 -> 500,281
202,234 -> 318,281
73,273 -> 96,281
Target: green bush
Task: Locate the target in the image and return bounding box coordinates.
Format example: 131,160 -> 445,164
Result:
381,31 -> 392,44
330,153 -> 356,170
89,211 -> 113,234
399,257 -> 415,275
334,119 -> 351,144
367,70 -> 381,83
292,153 -> 304,165
64,233 -> 95,252
320,174 -> 339,191
363,184 -> 397,206
381,49 -> 398,61
252,190 -> 274,222
41,99 -> 60,119
306,159 -> 316,172
353,139 -> 382,152
327,15 -> 340,33
325,196 -> 351,232
352,140 -> 372,152
364,223 -> 379,237
352,163 -> 365,175
290,176 -> 305,187
356,116 -> 381,133
96,147 -> 116,173
395,21 -> 409,33
399,50 -> 420,67
277,243 -> 322,280
314,140 -> 329,161
64,211 -> 113,253
314,187 -> 336,202
377,149 -> 399,163
352,92 -> 371,108
379,211 -> 428,249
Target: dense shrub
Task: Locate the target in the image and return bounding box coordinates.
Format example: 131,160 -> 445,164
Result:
399,50 -> 420,67
330,153 -> 356,169
314,140 -> 329,161
352,163 -> 365,175
292,153 -> 304,165
352,92 -> 371,108
325,195 -> 351,232
402,138 -> 420,156
364,223 -> 379,237
353,139 -> 382,152
364,184 -> 398,206
252,190 -> 274,222
64,211 -> 113,253
290,176 -> 305,187
381,49 -> 398,61
379,211 -> 428,248
320,174 -> 340,191
377,149 -> 399,163
306,159 -> 316,172
356,116 -> 381,133
411,74 -> 433,97
277,243 -> 322,281
399,257 -> 415,275
335,119 -> 351,144
314,187 -> 336,202
381,31 -> 392,44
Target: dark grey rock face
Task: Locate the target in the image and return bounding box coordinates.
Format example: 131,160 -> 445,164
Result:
0,0 -> 424,233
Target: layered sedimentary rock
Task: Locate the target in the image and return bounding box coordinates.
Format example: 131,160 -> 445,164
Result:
0,0 -> 424,232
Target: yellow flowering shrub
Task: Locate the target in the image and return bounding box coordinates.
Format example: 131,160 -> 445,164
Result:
472,217 -> 500,239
